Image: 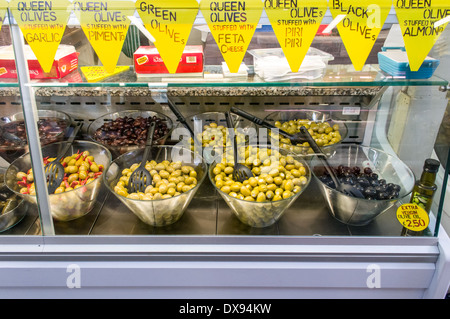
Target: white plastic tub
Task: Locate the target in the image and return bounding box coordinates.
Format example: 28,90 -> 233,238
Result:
248,47 -> 334,82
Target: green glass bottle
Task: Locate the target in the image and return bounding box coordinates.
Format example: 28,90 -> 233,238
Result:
401,159 -> 440,236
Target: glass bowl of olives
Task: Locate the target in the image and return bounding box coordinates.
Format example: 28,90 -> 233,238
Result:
5,141 -> 112,221
104,145 -> 207,227
310,144 -> 415,226
263,110 -> 348,157
0,167 -> 27,232
0,109 -> 72,163
87,110 -> 173,158
209,145 -> 311,228
175,112 -> 257,160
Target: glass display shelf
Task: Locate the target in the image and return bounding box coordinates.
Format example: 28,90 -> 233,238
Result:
0,172 -> 416,237
0,80 -> 18,88
9,64 -> 447,89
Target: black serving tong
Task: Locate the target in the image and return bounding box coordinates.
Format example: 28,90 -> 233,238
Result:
45,121 -> 83,194
298,126 -> 364,198
230,106 -> 308,145
166,98 -> 202,148
224,111 -> 253,182
229,107 -> 363,198
127,121 -> 156,193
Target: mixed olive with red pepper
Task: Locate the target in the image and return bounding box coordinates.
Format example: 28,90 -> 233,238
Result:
15,150 -> 104,195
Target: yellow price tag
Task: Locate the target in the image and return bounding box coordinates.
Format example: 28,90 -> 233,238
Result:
74,0 -> 135,74
136,0 -> 199,74
9,0 -> 71,73
200,0 -> 263,73
396,203 -> 429,232
264,0 -> 327,73
395,0 -> 449,71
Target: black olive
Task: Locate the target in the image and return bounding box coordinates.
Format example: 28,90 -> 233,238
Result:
364,187 -> 377,198
355,184 -> 365,193
343,176 -> 355,185
357,177 -> 370,188
371,178 -> 381,186
377,192 -> 388,200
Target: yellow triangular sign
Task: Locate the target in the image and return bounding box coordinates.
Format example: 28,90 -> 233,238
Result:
200,0 -> 263,73
330,0 -> 391,71
264,0 -> 327,73
0,0 -> 8,32
136,0 -> 199,74
10,0 -> 71,73
74,0 -> 135,74
395,0 -> 449,71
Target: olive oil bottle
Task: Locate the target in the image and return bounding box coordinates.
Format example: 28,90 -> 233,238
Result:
401,158 -> 440,236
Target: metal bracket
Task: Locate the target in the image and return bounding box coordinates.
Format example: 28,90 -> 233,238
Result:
439,85 -> 449,93
148,83 -> 169,104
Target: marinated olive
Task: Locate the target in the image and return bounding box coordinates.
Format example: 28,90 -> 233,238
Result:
113,160 -> 198,200
187,121 -> 248,151
15,151 -> 104,195
212,146 -> 308,202
271,119 -> 342,154
93,115 -> 170,147
0,117 -> 68,149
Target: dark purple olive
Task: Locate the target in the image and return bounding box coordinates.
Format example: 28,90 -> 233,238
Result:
93,114 -> 170,146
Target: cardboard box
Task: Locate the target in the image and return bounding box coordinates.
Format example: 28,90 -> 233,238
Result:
0,45 -> 79,79
134,45 -> 203,76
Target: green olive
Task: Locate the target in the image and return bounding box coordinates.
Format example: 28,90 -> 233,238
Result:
68,173 -> 79,184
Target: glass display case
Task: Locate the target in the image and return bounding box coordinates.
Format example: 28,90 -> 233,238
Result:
0,1 -> 450,299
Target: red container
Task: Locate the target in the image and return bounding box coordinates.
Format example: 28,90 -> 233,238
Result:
0,45 -> 79,79
134,45 -> 203,75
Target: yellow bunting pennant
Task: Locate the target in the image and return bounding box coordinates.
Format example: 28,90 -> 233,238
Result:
395,0 -> 449,71
9,0 -> 71,73
200,0 -> 263,73
136,0 -> 199,74
73,0 -> 135,74
0,0 -> 8,31
330,0 -> 391,71
264,0 -> 327,73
